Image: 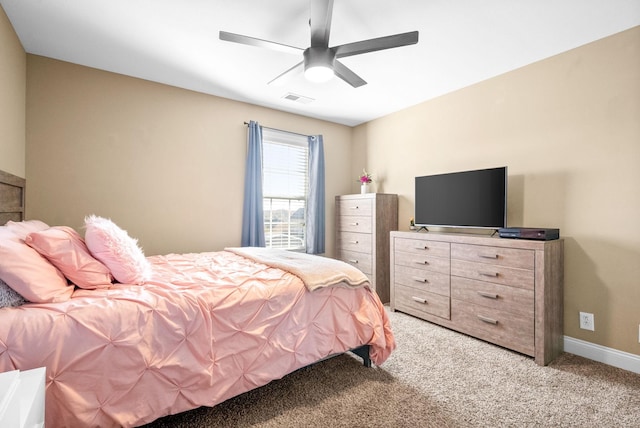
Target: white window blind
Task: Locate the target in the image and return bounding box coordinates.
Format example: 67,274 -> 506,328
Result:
262,128 -> 308,250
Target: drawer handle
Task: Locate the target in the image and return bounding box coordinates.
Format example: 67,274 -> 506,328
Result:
413,277 -> 428,283
415,260 -> 429,265
477,315 -> 498,325
479,253 -> 498,259
411,296 -> 427,304
349,222 -> 359,226
349,206 -> 359,210
479,271 -> 499,278
348,259 -> 358,264
349,240 -> 359,244
477,291 -> 499,299
415,246 -> 429,251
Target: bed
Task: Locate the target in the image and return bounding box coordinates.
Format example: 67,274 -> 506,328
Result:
0,170 -> 395,427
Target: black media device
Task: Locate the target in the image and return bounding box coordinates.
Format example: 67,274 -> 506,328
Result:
414,166 -> 507,230
498,227 -> 560,240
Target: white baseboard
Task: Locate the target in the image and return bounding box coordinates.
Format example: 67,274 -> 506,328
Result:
564,336 -> 640,374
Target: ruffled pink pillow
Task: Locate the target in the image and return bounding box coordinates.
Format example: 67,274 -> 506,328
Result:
26,226 -> 113,290
0,231 -> 73,303
84,215 -> 151,285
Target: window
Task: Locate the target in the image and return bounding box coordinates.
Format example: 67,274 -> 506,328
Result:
262,129 -> 308,251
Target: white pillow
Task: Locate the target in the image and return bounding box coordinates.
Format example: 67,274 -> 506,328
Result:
84,215 -> 151,285
5,220 -> 49,240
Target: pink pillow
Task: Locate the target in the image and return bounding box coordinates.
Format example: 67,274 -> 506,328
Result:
26,226 -> 113,290
0,236 -> 73,303
84,215 -> 151,285
5,220 -> 50,240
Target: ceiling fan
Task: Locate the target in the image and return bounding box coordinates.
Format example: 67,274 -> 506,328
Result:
219,0 -> 419,88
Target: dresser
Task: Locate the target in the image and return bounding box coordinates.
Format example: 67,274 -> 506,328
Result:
335,194 -> 398,303
390,231 -> 563,365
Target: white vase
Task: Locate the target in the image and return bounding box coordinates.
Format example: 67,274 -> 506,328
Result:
361,183 -> 370,194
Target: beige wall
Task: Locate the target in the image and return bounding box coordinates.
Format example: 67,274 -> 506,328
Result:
25,56 -> 354,257
0,5 -> 26,177
354,27 -> 640,356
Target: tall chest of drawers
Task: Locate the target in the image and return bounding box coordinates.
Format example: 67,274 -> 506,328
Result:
390,231 -> 564,366
335,194 -> 398,303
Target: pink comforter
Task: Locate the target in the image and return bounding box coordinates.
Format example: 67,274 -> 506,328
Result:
0,250 -> 395,427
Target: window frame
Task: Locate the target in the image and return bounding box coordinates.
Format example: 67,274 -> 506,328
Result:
261,128 -> 309,251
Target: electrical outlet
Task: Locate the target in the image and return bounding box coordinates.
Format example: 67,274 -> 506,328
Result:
579,312 -> 594,331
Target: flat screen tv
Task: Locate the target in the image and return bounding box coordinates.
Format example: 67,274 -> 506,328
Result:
414,166 -> 507,230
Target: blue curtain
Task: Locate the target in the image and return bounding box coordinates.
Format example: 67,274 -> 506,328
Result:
306,135 -> 325,254
241,121 -> 266,247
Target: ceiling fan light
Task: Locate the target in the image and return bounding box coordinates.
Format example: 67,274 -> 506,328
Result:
303,47 -> 335,83
304,65 -> 334,82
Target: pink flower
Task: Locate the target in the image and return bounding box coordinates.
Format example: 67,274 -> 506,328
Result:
358,169 -> 372,184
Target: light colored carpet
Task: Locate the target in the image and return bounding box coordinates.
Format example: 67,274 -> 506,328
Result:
144,308 -> 640,427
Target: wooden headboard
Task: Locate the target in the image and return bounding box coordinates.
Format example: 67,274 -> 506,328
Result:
0,169 -> 26,224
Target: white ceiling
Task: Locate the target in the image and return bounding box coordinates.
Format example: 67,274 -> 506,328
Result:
2,0 -> 639,126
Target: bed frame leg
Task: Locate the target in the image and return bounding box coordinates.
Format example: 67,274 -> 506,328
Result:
351,345 -> 371,367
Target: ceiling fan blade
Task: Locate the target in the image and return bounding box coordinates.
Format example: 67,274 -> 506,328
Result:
333,31 -> 419,58
219,31 -> 303,55
267,61 -> 304,86
310,0 -> 334,47
333,60 -> 367,88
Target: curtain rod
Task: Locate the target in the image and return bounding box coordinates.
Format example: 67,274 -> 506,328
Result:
243,121 -> 311,138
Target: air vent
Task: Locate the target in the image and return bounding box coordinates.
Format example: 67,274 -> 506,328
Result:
282,93 -> 314,104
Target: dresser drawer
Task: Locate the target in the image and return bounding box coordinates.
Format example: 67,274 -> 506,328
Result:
451,276 -> 534,318
336,198 -> 373,216
336,249 -> 372,274
451,259 -> 534,290
336,215 -> 372,233
393,265 -> 450,296
451,243 -> 534,270
394,251 -> 450,274
336,231 -> 371,253
395,284 -> 450,319
451,299 -> 534,356
394,237 -> 450,258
